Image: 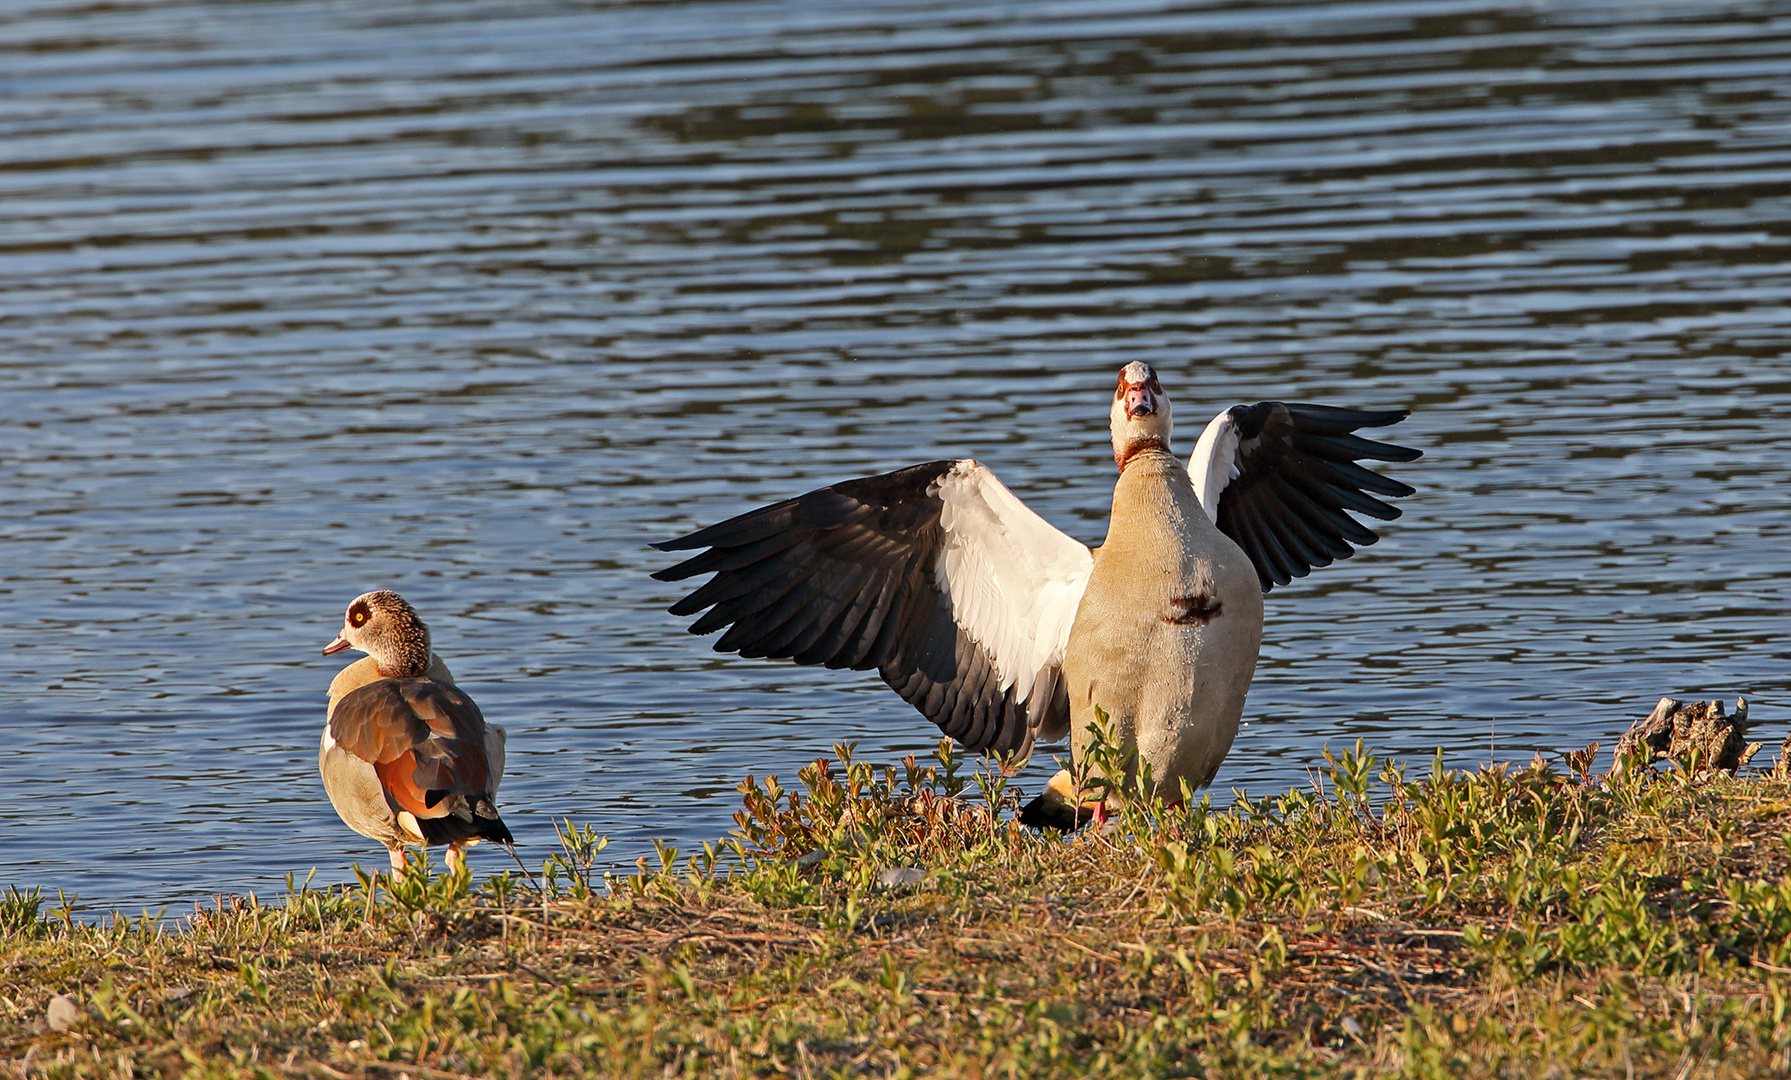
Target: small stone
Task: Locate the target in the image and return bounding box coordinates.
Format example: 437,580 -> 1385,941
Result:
1340,1015 -> 1363,1039
877,867 -> 926,889
46,994 -> 79,1032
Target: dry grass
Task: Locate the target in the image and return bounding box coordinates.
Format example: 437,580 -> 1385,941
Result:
7,739 -> 1791,1077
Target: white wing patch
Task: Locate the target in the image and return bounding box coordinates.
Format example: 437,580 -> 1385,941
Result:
930,460 -> 1093,710
1190,409 -> 1243,523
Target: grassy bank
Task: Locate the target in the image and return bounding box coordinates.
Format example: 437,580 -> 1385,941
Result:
8,740 -> 1791,1078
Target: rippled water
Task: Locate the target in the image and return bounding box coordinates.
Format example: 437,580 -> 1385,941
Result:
3,0 -> 1789,913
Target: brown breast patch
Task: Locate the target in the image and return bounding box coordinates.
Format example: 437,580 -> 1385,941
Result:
1164,593 -> 1223,626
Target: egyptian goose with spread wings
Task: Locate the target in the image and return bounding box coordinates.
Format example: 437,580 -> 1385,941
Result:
320,591 -> 512,870
653,363 -> 1419,826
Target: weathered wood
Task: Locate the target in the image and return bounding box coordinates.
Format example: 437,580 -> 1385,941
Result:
1612,696 -> 1759,777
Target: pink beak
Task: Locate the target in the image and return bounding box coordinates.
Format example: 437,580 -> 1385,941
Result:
322,633 -> 351,656
1125,383 -> 1156,418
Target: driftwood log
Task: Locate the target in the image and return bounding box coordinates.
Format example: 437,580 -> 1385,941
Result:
1611,696 -> 1761,777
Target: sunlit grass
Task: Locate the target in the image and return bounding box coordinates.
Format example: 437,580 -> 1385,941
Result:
6,738 -> 1791,1077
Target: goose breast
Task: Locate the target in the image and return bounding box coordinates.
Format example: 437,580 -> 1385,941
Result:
1063,449 -> 1264,802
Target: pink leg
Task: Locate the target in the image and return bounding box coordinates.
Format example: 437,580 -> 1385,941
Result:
1090,801 -> 1111,827
387,846 -> 408,873
446,843 -> 467,874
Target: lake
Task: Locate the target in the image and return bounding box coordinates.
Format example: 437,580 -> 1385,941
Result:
2,0 -> 1789,913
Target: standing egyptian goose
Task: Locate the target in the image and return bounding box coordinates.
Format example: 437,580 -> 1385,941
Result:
653,363 -> 1419,826
320,591 -> 512,871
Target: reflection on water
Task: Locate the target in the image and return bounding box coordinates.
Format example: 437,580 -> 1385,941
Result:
2,0 -> 1790,911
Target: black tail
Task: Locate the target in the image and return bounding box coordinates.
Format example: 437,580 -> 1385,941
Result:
1018,792 -> 1093,832
470,794 -> 514,845
417,795 -> 513,847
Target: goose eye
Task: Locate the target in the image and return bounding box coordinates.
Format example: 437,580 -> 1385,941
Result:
349,605 -> 370,627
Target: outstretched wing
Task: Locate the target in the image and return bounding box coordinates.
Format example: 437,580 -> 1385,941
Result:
1190,402 -> 1420,592
653,459 -> 1094,761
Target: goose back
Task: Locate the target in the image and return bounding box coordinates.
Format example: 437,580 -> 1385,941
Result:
320,653 -> 509,849
327,653 -> 454,719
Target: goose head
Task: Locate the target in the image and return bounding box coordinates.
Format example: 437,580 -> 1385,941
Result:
1110,361 -> 1172,470
323,590 -> 432,679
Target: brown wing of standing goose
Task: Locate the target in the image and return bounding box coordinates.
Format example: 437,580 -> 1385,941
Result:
328,678 -> 512,847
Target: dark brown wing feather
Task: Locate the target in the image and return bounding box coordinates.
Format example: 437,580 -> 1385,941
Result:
1214,402 -> 1420,592
329,679 -> 509,845
653,460 -> 1053,758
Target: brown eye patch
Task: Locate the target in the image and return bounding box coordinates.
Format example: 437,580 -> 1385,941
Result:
349,601 -> 371,627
